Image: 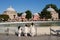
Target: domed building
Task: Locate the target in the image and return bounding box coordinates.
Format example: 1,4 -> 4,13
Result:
47,6 -> 59,20
21,13 -> 27,21
33,13 -> 40,21
3,6 -> 17,20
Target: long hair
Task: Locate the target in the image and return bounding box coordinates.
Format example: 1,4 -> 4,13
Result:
18,26 -> 21,30
31,23 -> 34,26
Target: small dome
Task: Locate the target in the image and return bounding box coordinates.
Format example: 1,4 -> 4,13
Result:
47,6 -> 55,12
22,13 -> 26,16
6,6 -> 15,11
34,13 -> 39,16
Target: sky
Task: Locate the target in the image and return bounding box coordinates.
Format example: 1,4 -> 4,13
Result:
0,0 -> 60,14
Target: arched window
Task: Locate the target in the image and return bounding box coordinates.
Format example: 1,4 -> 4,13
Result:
13,15 -> 16,18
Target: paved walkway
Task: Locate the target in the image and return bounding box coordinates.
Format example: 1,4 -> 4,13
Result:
0,34 -> 60,40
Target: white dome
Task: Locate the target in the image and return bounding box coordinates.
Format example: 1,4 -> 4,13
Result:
47,6 -> 55,12
6,6 -> 15,11
34,13 -> 39,16
22,13 -> 26,16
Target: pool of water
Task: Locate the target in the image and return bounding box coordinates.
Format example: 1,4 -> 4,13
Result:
37,21 -> 60,27
0,21 -> 60,27
0,21 -> 60,34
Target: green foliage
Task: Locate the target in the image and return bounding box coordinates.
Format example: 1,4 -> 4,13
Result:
58,9 -> 60,19
38,13 -> 41,18
0,14 -> 9,21
41,11 -> 51,19
43,4 -> 58,12
40,4 -> 59,19
25,10 -> 32,20
17,13 -> 23,17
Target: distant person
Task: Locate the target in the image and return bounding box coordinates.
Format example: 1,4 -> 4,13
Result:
18,26 -> 22,37
30,23 -> 36,37
5,28 -> 9,36
24,24 -> 29,36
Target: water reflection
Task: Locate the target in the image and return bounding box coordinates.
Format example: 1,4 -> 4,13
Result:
0,21 -> 60,27
0,21 -> 60,34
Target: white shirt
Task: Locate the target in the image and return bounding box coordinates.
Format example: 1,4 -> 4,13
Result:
30,25 -> 36,34
18,27 -> 22,33
24,26 -> 29,33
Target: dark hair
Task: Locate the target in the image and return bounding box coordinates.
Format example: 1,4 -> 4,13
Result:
31,23 -> 34,25
18,26 -> 21,30
25,24 -> 27,26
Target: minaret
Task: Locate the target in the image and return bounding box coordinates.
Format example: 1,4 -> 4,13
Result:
3,5 -> 17,20
9,5 -> 13,8
49,6 -> 51,8
9,5 -> 12,8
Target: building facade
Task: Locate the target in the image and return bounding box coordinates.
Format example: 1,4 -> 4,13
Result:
32,13 -> 40,21
2,6 -> 59,21
3,6 -> 17,20
47,6 -> 59,20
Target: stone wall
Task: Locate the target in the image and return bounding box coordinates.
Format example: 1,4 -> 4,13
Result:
0,26 -> 60,35
36,26 -> 60,35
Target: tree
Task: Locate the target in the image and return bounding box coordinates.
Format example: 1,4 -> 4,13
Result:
43,4 -> 58,12
40,11 -> 51,19
58,9 -> 60,19
0,14 -> 9,21
17,13 -> 23,17
38,13 -> 41,18
25,10 -> 32,20
40,4 -> 58,19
